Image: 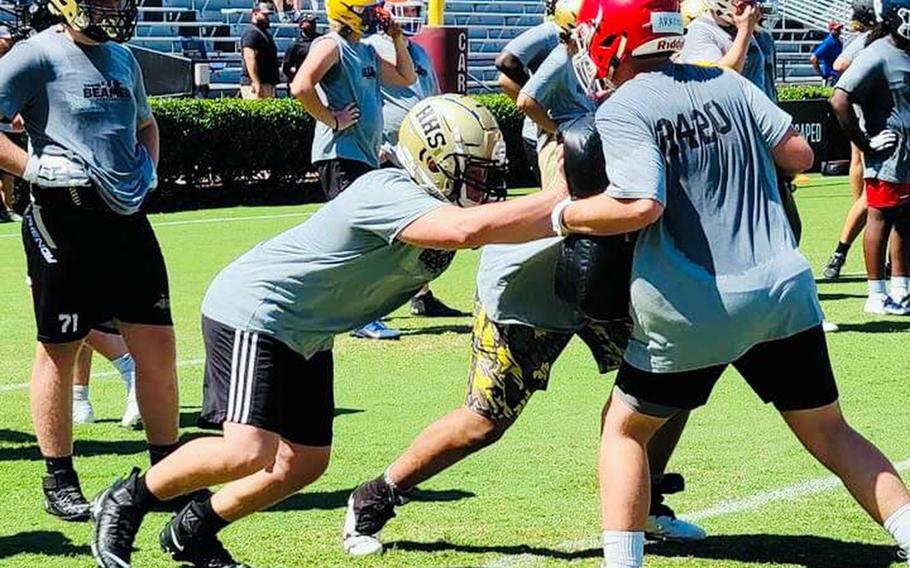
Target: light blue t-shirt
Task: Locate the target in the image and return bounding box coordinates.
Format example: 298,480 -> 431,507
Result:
597,64 -> 822,372
363,35 -> 439,146
310,32 -> 384,168
836,37 -> 910,184
0,27 -> 156,214
477,238 -> 587,332
202,169 -> 451,358
521,45 -> 596,128
503,22 -> 561,143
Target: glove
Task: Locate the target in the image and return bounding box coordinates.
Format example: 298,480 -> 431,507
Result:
777,168 -> 802,244
25,154 -> 92,188
21,154 -> 39,185
869,130 -> 899,154
559,113 -> 608,198
555,232 -> 636,322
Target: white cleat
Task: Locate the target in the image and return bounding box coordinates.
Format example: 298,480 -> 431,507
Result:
342,495 -> 384,556
864,294 -> 910,316
645,514 -> 707,542
822,320 -> 840,333
120,371 -> 141,430
73,398 -> 96,424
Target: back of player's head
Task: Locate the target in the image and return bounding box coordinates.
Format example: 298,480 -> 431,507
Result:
573,0 -> 685,99
852,0 -> 878,28
681,0 -> 709,27
48,0 -> 138,42
881,0 -> 910,42
325,0 -> 387,37
552,0 -> 583,40
397,95 -> 508,208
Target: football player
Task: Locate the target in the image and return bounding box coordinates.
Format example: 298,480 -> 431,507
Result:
0,0 -> 186,522
89,95 -> 570,568
568,0 -> 910,566
831,0 -> 910,314
342,0 -> 705,554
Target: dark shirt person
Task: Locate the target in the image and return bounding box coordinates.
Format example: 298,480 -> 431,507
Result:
241,7 -> 280,99
282,15 -> 319,86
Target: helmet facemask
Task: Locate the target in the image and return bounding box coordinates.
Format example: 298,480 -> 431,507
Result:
895,6 -> 910,41
572,19 -> 622,102
387,0 -> 425,35
53,0 -> 138,42
442,137 -> 508,207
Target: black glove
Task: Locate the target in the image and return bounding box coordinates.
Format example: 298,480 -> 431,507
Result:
777,168 -> 801,244
554,113 -> 635,322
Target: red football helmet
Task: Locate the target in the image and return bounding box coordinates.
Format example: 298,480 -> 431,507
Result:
572,0 -> 685,100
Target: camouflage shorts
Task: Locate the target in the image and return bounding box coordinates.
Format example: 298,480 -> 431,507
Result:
465,303 -> 631,422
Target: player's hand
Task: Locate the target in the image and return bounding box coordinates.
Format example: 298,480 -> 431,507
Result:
733,2 -> 761,33
251,81 -> 262,98
332,103 -> 361,131
387,18 -> 404,40
868,130 -> 899,154
21,154 -> 39,184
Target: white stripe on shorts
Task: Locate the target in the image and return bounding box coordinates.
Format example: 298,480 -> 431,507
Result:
240,332 -> 258,423
226,330 -> 243,423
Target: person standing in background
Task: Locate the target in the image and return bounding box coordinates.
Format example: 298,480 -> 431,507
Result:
240,6 -> 280,99
282,14 -> 320,87
0,25 -> 22,223
811,20 -> 845,85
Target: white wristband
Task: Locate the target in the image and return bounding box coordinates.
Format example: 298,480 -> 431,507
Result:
551,197 -> 572,237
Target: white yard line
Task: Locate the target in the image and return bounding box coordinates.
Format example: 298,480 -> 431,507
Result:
0,357 -> 206,393
0,211 -> 311,239
483,458 -> 910,568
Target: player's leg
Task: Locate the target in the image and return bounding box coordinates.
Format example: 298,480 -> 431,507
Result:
344,303 -> 571,555
86,329 -> 140,428
537,133 -> 559,193
733,325 -> 910,558
864,206 -> 898,313
119,323 -> 179,450
887,205 -> 910,303
823,144 -> 867,279
72,343 -> 96,424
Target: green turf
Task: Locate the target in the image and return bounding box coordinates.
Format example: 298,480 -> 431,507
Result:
1,177 -> 908,568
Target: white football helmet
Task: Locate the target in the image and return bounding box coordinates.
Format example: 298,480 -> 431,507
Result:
386,0 -> 425,35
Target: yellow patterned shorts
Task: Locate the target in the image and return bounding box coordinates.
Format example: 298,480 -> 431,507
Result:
465,302 -> 632,422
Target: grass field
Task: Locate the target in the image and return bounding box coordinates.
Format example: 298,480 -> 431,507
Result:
1,176 -> 909,568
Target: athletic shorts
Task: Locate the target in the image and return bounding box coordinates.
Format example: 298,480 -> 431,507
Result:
465,302 -> 631,422
315,158 -> 374,201
866,179 -> 910,210
199,317 -> 335,447
614,325 -> 839,418
22,186 -> 172,344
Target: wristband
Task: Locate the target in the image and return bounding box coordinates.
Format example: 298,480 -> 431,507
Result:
333,116 -> 340,131
551,197 -> 572,237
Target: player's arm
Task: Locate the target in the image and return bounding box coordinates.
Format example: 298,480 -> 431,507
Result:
809,53 -> 822,77
833,54 -> 852,74
397,185 -> 567,249
137,117 -> 160,167
560,196 -> 663,236
717,4 -> 761,73
495,51 -> 528,102
291,39 -> 359,131
379,22 -> 417,86
242,47 -> 261,92
772,128 -> 814,175
516,93 -> 558,135
0,132 -> 27,177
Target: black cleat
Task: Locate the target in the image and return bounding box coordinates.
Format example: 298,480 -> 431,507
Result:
150,488 -> 214,514
410,291 -> 468,317
342,476 -> 411,555
822,252 -> 847,280
90,468 -> 148,568
43,470 -> 91,522
160,503 -> 250,567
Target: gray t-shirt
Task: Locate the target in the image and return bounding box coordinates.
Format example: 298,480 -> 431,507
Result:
679,16 -> 778,101
841,31 -> 871,64
0,27 -> 156,214
202,168 -> 451,358
597,64 -> 822,372
836,37 -> 910,184
477,238 -> 587,332
503,22 -> 561,144
363,35 -> 440,147
310,32 -> 384,168
521,45 -> 596,128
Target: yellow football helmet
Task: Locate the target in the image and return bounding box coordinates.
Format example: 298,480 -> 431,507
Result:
552,0 -> 582,37
325,0 -> 387,35
49,0 -> 138,42
397,95 -> 508,207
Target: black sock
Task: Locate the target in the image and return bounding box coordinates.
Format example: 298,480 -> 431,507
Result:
45,456 -> 74,475
149,442 -> 180,466
184,498 -> 230,537
134,474 -> 164,510
836,241 -> 850,255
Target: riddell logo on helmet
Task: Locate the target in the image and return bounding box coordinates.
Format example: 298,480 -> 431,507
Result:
656,37 -> 685,51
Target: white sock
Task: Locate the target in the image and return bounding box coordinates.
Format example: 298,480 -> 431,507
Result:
111,353 -> 135,377
73,385 -> 89,402
885,502 -> 910,552
602,531 -> 644,568
892,277 -> 909,300
869,280 -> 887,297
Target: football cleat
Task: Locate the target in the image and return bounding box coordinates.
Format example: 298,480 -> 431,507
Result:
822,252 -> 846,280
343,476 -> 410,556
646,474 -> 706,542
351,320 -> 402,340
43,469 -> 91,522
73,397 -> 97,425
90,468 -> 148,568
160,503 -> 250,568
864,294 -> 910,316
410,291 -> 468,317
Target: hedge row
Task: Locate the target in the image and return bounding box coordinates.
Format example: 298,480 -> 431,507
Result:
146,83 -> 831,207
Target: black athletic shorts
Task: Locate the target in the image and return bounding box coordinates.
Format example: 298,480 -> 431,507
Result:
615,325 -> 839,418
199,317 -> 335,447
22,186 -> 172,344
315,158 -> 374,201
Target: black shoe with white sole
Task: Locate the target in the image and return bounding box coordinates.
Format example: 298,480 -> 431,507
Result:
43,470 -> 91,522
90,468 -> 148,568
160,502 -> 249,568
